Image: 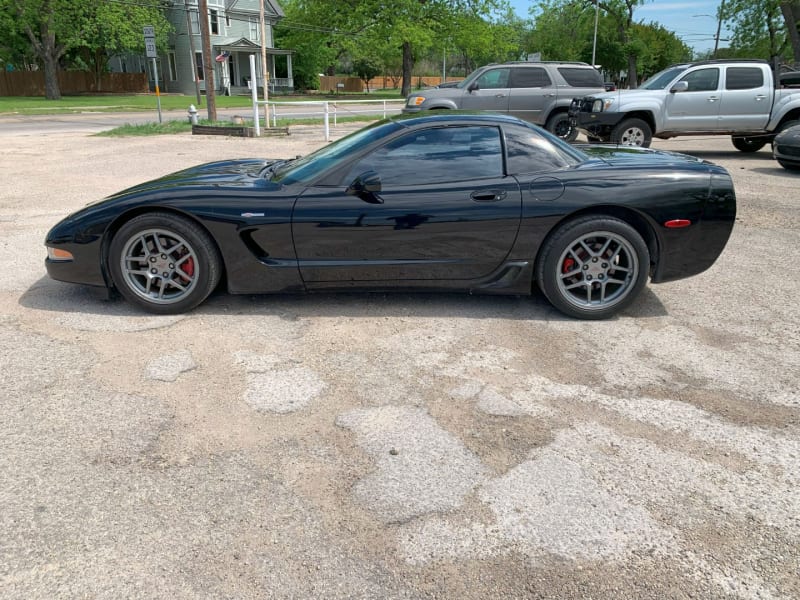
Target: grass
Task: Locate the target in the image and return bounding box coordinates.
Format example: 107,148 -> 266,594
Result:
0,90 -> 405,115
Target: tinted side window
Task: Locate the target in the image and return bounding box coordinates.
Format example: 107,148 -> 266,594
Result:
475,68 -> 510,89
509,67 -> 552,88
347,126 -> 503,186
557,67 -> 603,87
680,68 -> 720,92
726,67 -> 764,90
503,123 -> 575,174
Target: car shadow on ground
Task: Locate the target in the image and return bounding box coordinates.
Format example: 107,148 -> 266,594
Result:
19,277 -> 669,322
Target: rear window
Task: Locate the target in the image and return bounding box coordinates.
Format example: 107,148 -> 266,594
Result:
726,67 -> 764,90
557,67 -> 603,88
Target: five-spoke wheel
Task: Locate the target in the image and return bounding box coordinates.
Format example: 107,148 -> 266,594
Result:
536,216 -> 650,319
109,213 -> 222,314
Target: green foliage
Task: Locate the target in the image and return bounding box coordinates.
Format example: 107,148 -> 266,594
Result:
724,0 -> 791,61
352,56 -> 382,89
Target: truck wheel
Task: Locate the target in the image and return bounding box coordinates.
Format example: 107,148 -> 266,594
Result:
731,136 -> 766,152
545,112 -> 578,142
610,118 -> 652,147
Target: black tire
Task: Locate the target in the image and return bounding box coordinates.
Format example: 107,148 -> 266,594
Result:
535,216 -> 650,320
109,212 -> 222,314
731,136 -> 766,152
545,112 -> 578,142
610,118 -> 652,147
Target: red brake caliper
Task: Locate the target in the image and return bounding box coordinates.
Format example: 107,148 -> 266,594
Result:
180,257 -> 195,279
562,257 -> 575,274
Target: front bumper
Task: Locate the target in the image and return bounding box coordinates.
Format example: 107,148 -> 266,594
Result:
568,98 -> 625,138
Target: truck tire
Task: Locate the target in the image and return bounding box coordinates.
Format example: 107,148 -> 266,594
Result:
545,112 -> 578,142
731,136 -> 766,152
610,118 -> 652,147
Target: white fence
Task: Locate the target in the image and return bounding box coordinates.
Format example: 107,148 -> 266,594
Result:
251,98 -> 405,141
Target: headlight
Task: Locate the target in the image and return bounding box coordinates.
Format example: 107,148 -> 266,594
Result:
592,98 -> 615,112
407,96 -> 426,107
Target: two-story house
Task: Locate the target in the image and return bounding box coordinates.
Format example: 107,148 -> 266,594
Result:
169,0 -> 292,96
111,0 -> 293,96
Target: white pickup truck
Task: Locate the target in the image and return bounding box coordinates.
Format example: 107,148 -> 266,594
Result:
569,59 -> 800,152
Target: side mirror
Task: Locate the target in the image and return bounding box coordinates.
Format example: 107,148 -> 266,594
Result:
670,81 -> 689,93
347,170 -> 383,204
468,81 -> 480,92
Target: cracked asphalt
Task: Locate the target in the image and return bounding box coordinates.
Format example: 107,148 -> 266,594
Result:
1,123 -> 798,599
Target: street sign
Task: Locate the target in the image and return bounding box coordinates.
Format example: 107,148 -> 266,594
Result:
143,26 -> 157,59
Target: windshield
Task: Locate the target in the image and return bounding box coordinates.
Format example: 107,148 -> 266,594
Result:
272,119 -> 405,185
639,66 -> 688,90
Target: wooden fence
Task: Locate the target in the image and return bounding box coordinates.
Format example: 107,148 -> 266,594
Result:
319,75 -> 463,93
0,71 -> 149,96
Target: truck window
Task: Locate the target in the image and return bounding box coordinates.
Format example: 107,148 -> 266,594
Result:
726,67 -> 764,90
475,68 -> 510,89
557,67 -> 603,87
509,67 -> 552,88
680,68 -> 720,92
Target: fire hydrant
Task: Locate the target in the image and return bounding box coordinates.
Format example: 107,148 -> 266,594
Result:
188,104 -> 198,125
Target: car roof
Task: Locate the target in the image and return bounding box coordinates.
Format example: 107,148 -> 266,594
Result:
387,112 -> 528,128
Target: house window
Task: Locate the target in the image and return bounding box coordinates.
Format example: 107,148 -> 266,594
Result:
249,17 -> 259,41
189,9 -> 199,34
210,9 -> 219,35
195,52 -> 204,81
168,52 -> 178,81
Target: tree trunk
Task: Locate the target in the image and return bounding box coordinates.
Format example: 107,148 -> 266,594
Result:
43,53 -> 61,100
781,1 -> 800,66
627,54 -> 638,89
401,41 -> 413,97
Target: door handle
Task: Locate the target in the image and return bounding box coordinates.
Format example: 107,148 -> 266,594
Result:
544,93 -> 556,98
494,93 -> 506,98
707,96 -> 719,102
471,190 -> 507,202
755,94 -> 766,101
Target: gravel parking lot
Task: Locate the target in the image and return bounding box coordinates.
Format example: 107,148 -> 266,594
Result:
1,122 -> 798,599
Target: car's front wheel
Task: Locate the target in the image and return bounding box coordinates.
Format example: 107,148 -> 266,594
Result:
545,112 -> 578,142
610,118 -> 652,147
109,212 -> 223,314
536,216 -> 650,319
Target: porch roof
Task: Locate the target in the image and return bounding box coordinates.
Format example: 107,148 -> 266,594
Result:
215,37 -> 294,56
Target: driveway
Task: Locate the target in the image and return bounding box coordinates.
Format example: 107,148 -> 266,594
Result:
1,128 -> 798,599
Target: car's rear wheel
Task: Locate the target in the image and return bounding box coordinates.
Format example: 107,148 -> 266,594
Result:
109,212 -> 222,314
731,135 -> 766,152
536,216 -> 650,319
545,112 -> 578,142
610,118 -> 652,147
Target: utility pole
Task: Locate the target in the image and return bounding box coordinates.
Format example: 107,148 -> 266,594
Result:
198,0 -> 217,122
713,0 -> 725,59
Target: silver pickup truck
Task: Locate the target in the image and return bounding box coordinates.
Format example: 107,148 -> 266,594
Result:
570,59 -> 800,151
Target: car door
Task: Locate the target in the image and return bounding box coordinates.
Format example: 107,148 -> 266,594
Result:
718,66 -> 771,130
507,66 -> 555,123
663,67 -> 722,131
291,125 -> 522,284
460,67 -> 511,113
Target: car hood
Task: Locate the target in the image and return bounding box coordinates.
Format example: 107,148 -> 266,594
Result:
583,89 -> 661,102
108,159 -> 282,198
775,124 -> 800,143
411,87 -> 463,100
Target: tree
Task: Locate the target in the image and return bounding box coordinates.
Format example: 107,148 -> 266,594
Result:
352,56 -> 381,91
724,0 -> 790,63
1,0 -> 91,99
780,1 -> 800,65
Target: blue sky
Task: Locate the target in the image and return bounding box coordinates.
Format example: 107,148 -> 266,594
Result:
507,0 -> 726,53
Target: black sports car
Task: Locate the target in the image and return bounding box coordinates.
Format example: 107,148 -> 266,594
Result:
45,113 -> 736,319
773,123 -> 800,171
